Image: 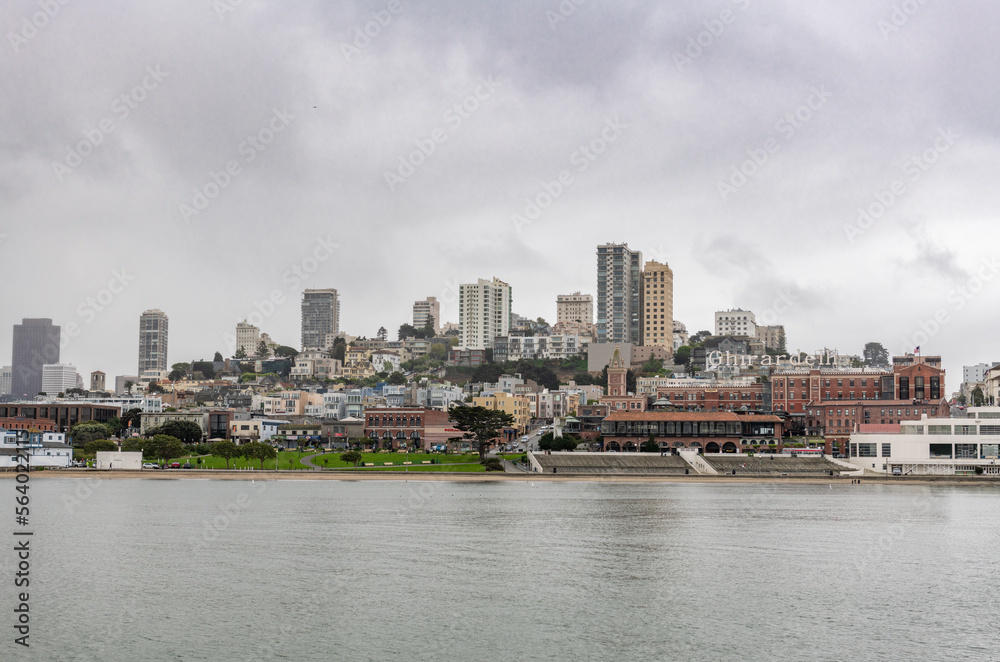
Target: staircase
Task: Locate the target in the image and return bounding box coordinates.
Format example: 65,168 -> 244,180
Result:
678,449 -> 718,475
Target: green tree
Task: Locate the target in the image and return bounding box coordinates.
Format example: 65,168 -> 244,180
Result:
863,342 -> 889,367
972,386 -> 985,407
241,441 -> 277,469
448,405 -> 515,462
640,435 -> 659,453
214,351 -> 224,362
169,362 -> 190,382
690,330 -> 712,345
70,422 -> 112,446
330,337 -> 347,362
387,371 -> 407,385
957,393 -> 968,406
84,439 -> 118,455
104,417 -> 122,437
256,340 -> 269,359
145,420 -> 203,445
148,435 -> 185,463
275,345 -> 299,359
377,326 -> 388,341
191,361 -> 215,380
776,327 -> 787,354
147,382 -> 165,394
340,450 -> 363,467
428,343 -> 448,360
235,346 -> 248,359
210,440 -> 240,469
674,345 -> 692,366
398,323 -> 418,340
124,380 -> 134,395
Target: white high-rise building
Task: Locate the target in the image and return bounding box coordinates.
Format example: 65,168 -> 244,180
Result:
714,309 -> 756,338
41,364 -> 79,395
459,278 -> 512,350
412,297 -> 440,333
0,366 -> 11,396
236,320 -> 261,357
138,309 -> 169,376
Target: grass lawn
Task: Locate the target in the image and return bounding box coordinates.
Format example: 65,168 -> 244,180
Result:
164,451 -> 484,471
305,452 -> 482,470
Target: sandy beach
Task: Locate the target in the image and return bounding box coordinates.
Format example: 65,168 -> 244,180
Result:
5,468 -> 1000,486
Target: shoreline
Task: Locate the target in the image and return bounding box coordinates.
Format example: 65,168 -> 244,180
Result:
4,468 -> 1000,486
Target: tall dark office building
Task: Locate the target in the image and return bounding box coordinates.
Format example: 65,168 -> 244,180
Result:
11,318 -> 61,398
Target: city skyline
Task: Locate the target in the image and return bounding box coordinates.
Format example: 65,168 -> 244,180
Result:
1,1 -> 998,388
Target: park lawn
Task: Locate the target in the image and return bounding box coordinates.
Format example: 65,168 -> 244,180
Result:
306,452 -> 481,469
166,451 -> 310,471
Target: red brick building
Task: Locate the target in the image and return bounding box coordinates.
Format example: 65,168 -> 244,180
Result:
654,383 -> 765,411
0,417 -> 57,432
0,402 -> 120,433
363,407 -> 455,450
600,410 -> 784,453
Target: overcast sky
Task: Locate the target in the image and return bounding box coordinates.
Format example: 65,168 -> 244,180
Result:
2,0 -> 998,388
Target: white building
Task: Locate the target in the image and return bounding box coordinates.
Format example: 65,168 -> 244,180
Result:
846,409 -> 1000,475
0,429 -> 73,468
290,351 -> 342,380
0,366 -> 11,396
95,451 -> 143,470
459,277 -> 511,350
236,320 -> 261,357
714,309 -> 756,338
556,292 -> 593,325
41,364 -> 79,395
370,350 -> 402,375
673,321 -> 689,351
963,363 -> 995,384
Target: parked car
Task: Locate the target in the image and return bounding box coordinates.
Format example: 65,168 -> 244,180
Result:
142,463 -> 158,469
169,462 -> 181,468
182,463 -> 193,469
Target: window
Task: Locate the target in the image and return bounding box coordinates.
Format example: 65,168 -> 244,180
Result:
858,444 -> 877,457
955,444 -> 977,459
928,443 -> 952,458
881,443 -> 891,457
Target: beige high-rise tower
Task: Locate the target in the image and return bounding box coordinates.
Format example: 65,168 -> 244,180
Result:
641,261 -> 673,356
